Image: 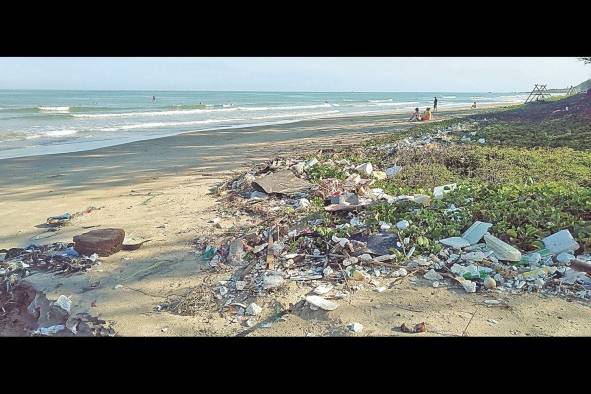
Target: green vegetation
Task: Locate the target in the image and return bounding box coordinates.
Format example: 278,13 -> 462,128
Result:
314,94 -> 591,255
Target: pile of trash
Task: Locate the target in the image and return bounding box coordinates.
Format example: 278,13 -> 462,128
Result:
0,242 -> 101,286
0,281 -> 114,337
162,125 -> 590,329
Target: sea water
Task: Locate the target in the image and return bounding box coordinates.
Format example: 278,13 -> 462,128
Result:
0,90 -> 531,159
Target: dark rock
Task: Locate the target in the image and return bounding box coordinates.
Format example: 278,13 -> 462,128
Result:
73,228 -> 125,257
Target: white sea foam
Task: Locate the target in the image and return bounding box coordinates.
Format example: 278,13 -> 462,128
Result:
370,101 -> 419,107
251,110 -> 340,120
45,129 -> 78,137
38,106 -> 70,112
442,96 -> 456,99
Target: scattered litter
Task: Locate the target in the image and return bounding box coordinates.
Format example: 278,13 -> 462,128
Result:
439,237 -> 470,249
245,303 -> 262,316
349,322 -> 363,333
33,325 -> 66,336
462,221 -> 493,245
305,295 -> 338,311
253,170 -> 313,195
543,229 -> 579,254
423,269 -> 443,281
47,213 -> 72,226
54,295 -> 72,313
385,166 -> 402,178
484,233 -> 521,262
433,183 -> 457,199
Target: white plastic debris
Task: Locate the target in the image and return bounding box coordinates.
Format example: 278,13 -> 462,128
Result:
263,274 -> 285,290
396,220 -> 410,230
355,162 -> 373,176
385,166 -> 402,178
297,198 -> 310,209
358,254 -> 373,263
245,303 -> 262,316
114,284 -> 124,289
439,237 -> 471,249
528,252 -> 542,265
461,280 -> 477,293
380,222 -> 391,231
253,243 -> 268,254
323,266 -> 334,276
556,252 -> 575,264
543,229 -> 580,254
392,267 -> 408,277
235,281 -> 246,291
349,322 -> 364,333
342,256 -> 358,266
484,234 -> 521,262
423,269 -> 443,281
54,295 -> 71,313
478,138 -> 486,144
313,285 -> 333,295
332,234 -> 350,248
350,217 -> 362,226
33,325 -> 66,336
373,255 -> 395,263
462,251 -> 486,262
305,295 -> 338,311
462,221 -> 493,245
305,158 -> 318,169
375,286 -> 387,293
433,183 -> 457,199
292,161 -> 305,175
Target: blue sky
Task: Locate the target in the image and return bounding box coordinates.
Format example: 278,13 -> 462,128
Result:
0,57 -> 588,92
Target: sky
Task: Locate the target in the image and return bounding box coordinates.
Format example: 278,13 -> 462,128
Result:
0,57 -> 588,92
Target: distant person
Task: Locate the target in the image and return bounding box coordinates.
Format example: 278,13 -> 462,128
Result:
409,108 -> 420,121
152,96 -> 156,102
433,97 -> 438,112
472,101 -> 477,109
421,107 -> 432,121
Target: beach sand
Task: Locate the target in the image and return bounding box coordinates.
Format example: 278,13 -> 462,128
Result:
2,103 -> 590,336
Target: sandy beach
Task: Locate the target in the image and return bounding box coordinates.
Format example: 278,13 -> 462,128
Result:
2,102 -> 590,337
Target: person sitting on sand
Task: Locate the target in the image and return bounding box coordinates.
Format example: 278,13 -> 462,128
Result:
472,101 -> 477,109
421,107 -> 432,121
409,108 -> 420,121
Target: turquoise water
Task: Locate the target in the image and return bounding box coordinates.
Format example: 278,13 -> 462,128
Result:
0,90 -> 528,159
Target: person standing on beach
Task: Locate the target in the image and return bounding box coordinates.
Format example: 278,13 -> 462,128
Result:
433,97 -> 438,112
152,96 -> 156,102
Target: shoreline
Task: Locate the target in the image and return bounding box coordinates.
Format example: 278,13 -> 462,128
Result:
0,102 -> 513,161
3,98 -> 591,337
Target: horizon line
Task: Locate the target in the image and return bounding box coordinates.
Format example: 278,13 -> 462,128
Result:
0,88 -> 529,93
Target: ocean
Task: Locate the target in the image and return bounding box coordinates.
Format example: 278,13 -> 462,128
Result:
0,90 -> 530,160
